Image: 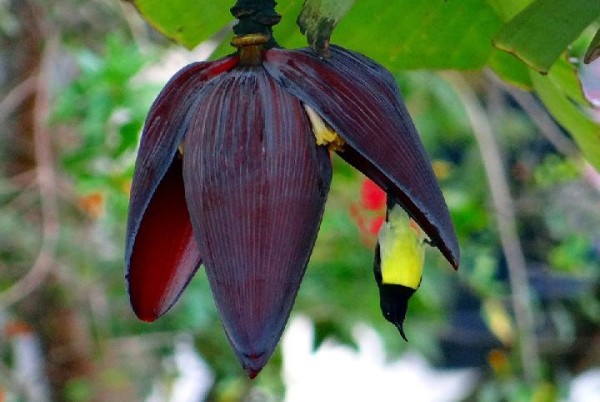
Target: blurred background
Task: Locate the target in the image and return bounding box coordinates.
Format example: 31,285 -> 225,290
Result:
0,0 -> 599,401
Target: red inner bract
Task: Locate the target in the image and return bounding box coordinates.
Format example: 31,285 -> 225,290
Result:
129,157 -> 201,322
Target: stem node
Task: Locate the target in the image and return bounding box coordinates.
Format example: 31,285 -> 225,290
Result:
230,0 -> 280,48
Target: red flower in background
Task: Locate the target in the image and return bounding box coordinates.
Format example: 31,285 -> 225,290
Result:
351,179 -> 387,241
361,178 -> 386,211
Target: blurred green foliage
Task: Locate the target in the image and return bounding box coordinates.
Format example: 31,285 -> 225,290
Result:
1,0 -> 599,401
52,35 -> 158,193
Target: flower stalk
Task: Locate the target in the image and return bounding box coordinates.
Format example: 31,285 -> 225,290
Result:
231,34 -> 270,66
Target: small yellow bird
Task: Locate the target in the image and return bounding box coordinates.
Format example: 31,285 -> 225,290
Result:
373,198 -> 427,340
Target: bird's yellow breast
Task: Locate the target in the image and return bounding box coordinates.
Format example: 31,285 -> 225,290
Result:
378,205 -> 426,289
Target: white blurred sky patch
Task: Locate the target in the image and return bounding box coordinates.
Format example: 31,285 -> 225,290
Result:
567,368 -> 600,402
135,40 -> 220,86
282,315 -> 479,402
137,303 -> 600,402
581,60 -> 600,108
145,334 -> 213,402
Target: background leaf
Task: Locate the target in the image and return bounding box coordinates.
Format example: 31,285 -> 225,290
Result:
332,0 -> 501,70
484,0 -> 532,21
141,0 -> 503,71
133,0 -> 231,48
531,68 -> 600,169
487,49 -> 532,89
493,0 -> 600,73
